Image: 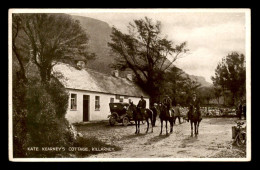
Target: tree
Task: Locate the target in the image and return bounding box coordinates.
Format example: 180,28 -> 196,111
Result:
198,86 -> 215,113
12,13 -> 95,157
15,13 -> 94,83
211,52 -> 245,105
108,17 -> 188,103
213,86 -> 222,105
159,66 -> 202,106
12,15 -> 30,83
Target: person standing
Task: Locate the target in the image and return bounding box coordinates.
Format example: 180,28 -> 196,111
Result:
237,101 -> 243,120
174,104 -> 182,124
151,103 -> 158,126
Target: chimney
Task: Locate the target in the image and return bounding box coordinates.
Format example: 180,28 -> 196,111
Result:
126,73 -> 132,81
76,61 -> 85,70
113,70 -> 119,78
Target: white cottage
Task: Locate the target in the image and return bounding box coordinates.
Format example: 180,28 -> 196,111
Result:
53,62 -> 150,123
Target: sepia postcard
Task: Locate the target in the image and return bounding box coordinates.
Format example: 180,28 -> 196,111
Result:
8,8 -> 251,162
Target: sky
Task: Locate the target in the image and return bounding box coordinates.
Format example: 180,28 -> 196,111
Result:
71,10 -> 247,83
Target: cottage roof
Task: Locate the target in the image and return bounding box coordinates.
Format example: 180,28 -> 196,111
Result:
53,63 -> 149,98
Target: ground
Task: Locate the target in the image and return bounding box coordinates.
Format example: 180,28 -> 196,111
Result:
75,118 -> 246,158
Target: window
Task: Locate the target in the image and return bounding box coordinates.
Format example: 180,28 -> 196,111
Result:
110,98 -> 114,103
129,99 -> 131,103
115,95 -> 120,99
95,96 -> 100,110
71,94 -> 77,110
119,98 -> 123,102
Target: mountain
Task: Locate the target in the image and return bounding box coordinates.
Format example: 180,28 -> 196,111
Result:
70,14 -> 212,87
188,75 -> 212,87
70,15 -> 114,74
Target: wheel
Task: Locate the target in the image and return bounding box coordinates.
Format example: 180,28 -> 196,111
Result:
109,116 -> 116,126
236,133 -> 246,146
122,117 -> 129,126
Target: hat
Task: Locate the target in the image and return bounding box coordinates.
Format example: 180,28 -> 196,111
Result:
140,96 -> 144,98
192,92 -> 197,96
154,103 -> 158,106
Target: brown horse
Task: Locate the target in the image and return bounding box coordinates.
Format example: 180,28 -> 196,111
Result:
128,102 -> 153,134
189,105 -> 201,136
159,104 -> 175,135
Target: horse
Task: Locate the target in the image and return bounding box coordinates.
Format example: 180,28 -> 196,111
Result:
159,104 -> 175,135
128,102 -> 154,134
189,105 -> 201,136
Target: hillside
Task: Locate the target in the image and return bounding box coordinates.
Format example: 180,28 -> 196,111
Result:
188,75 -> 212,87
70,14 -> 212,87
70,15 -> 114,74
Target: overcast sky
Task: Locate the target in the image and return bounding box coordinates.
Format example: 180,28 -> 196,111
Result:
71,10 -> 246,83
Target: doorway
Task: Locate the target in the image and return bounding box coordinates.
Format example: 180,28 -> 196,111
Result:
83,95 -> 89,122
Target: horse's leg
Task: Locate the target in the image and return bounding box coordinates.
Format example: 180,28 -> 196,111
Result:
197,121 -> 199,135
166,120 -> 168,135
190,121 -> 193,137
138,120 -> 140,134
135,120 -> 137,134
160,120 -> 163,135
194,122 -> 197,135
146,118 -> 149,134
170,119 -> 173,133
151,116 -> 153,133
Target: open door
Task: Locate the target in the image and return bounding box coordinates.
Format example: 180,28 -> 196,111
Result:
83,95 -> 89,122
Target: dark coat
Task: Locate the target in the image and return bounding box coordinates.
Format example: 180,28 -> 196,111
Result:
189,99 -> 200,110
137,99 -> 146,109
188,98 -> 201,117
151,106 -> 158,116
163,97 -> 172,109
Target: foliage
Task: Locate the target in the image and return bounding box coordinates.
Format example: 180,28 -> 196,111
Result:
108,17 -> 188,103
13,68 -> 74,157
13,71 -> 28,157
12,13 -> 95,157
12,13 -> 95,83
213,86 -> 222,104
159,66 -> 201,106
211,52 -> 246,105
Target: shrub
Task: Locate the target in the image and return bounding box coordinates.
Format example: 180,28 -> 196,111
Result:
12,62 -> 73,157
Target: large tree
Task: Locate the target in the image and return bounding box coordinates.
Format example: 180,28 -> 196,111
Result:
108,17 -> 188,103
13,13 -> 94,83
159,66 -> 201,106
211,52 -> 246,105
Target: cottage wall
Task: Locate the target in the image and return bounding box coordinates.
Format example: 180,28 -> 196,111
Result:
66,89 -> 150,123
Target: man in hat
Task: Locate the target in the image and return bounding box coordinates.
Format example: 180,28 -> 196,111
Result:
137,96 -> 146,117
187,93 -> 202,122
163,95 -> 173,117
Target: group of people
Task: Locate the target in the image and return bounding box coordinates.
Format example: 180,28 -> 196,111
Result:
136,93 -> 203,126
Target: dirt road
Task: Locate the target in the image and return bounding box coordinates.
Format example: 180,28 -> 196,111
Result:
75,118 -> 246,158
